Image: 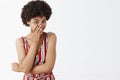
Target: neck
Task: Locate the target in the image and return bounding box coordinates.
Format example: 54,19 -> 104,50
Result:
29,31 -> 45,38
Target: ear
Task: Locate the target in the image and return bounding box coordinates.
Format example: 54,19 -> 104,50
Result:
27,21 -> 30,25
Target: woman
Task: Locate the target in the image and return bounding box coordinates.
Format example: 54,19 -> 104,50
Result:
11,0 -> 57,80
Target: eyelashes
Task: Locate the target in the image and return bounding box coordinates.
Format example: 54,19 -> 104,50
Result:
34,21 -> 39,25
34,20 -> 46,25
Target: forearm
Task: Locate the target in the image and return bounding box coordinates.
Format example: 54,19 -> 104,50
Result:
20,43 -> 38,73
30,63 -> 53,74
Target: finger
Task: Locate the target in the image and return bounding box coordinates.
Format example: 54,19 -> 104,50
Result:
39,28 -> 43,34
38,25 -> 42,31
40,28 -> 43,32
33,25 -> 39,32
37,27 -> 40,33
34,26 -> 39,33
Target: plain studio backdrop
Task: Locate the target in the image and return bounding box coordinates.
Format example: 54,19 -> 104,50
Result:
0,0 -> 120,80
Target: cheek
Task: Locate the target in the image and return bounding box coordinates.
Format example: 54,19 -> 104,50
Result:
30,25 -> 36,30
42,24 -> 46,29
44,24 -> 46,27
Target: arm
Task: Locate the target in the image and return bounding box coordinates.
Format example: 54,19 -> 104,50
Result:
30,32 -> 57,74
11,32 -> 57,74
13,38 -> 38,74
11,26 -> 42,74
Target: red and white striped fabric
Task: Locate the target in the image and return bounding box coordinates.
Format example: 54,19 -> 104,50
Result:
21,32 -> 55,80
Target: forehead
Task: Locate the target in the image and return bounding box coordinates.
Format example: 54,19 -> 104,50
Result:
32,16 -> 46,21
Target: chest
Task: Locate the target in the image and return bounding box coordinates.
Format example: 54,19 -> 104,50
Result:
24,36 -> 48,65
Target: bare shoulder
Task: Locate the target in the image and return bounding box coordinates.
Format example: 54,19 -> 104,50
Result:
16,37 -> 24,47
48,32 -> 57,42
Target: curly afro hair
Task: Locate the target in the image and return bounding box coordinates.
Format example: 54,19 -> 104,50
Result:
21,0 -> 52,26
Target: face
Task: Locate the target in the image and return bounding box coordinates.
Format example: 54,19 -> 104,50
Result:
27,16 -> 47,32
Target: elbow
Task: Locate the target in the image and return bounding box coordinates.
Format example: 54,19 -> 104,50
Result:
46,69 -> 52,74
45,67 -> 53,74
44,63 -> 55,74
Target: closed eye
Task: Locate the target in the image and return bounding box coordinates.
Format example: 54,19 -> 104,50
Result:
34,20 -> 39,24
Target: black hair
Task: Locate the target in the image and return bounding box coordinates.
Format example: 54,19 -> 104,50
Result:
21,0 -> 52,26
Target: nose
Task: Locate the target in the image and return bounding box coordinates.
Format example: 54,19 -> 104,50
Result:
37,22 -> 42,27
38,23 -> 44,30
38,22 -> 41,25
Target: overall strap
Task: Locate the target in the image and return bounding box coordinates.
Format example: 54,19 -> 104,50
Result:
46,32 -> 51,49
21,37 -> 25,45
21,37 -> 28,53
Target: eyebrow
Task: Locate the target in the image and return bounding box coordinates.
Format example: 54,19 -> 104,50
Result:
33,19 -> 39,21
34,18 -> 45,23
33,18 -> 45,22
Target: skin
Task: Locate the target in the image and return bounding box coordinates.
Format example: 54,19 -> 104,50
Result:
11,16 -> 57,74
